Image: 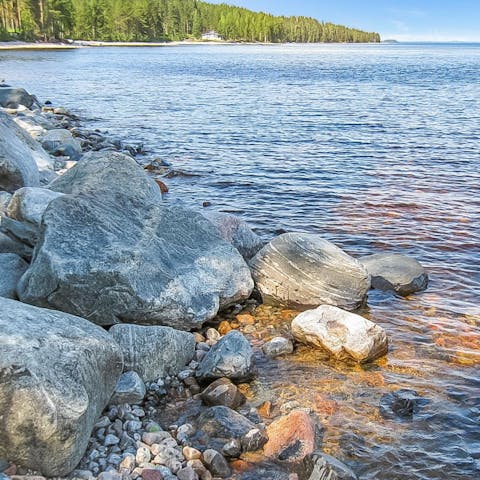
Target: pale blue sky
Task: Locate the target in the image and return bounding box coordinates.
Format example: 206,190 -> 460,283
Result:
208,1 -> 480,41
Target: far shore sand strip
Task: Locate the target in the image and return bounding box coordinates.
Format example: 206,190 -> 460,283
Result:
0,40 -> 244,50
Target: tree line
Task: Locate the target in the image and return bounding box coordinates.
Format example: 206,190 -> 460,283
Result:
0,0 -> 381,43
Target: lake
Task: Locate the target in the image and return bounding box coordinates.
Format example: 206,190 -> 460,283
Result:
1,43 -> 479,479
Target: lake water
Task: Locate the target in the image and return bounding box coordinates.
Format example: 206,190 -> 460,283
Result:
1,43 -> 479,479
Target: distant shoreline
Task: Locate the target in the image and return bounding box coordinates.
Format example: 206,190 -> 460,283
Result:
0,39 -> 385,51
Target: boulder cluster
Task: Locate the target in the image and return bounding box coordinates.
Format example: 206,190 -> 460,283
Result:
0,87 -> 429,480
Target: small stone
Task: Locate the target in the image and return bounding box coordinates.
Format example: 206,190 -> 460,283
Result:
136,446 -> 152,465
186,460 -> 207,477
236,314 -> 255,325
222,439 -> 242,458
201,378 -> 246,409
177,423 -> 195,438
119,454 -> 136,472
142,431 -> 170,446
217,321 -> 232,335
262,337 -> 294,358
104,434 -> 120,447
241,428 -> 268,452
107,453 -> 122,466
202,449 -> 231,478
141,469 -> 164,480
193,333 -> 205,343
69,469 -> 94,479
97,472 -> 122,480
110,371 -> 146,405
183,447 -> 202,461
177,466 -> 199,480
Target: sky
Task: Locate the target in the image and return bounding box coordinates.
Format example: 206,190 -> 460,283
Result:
208,1 -> 480,42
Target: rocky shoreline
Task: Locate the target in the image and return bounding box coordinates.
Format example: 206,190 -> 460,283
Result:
0,86 -> 429,480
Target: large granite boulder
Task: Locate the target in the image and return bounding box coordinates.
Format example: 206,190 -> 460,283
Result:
0,298 -> 123,476
196,331 -> 255,383
359,253 -> 428,296
0,110 -> 55,192
291,305 -> 388,363
109,324 -> 195,382
42,129 -> 82,160
0,88 -> 37,109
0,253 -> 28,299
18,152 -> 253,329
250,233 -> 370,311
203,211 -> 264,261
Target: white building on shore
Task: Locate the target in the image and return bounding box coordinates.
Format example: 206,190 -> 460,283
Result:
201,30 -> 222,41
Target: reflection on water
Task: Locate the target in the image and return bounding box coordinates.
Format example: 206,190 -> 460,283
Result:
1,43 -> 479,479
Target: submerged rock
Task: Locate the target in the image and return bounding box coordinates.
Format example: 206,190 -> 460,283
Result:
250,233 -> 370,311
196,331 -> 255,383
203,211 -> 264,261
262,337 -> 294,358
379,389 -> 428,420
18,152 -> 253,329
0,253 -> 28,299
359,253 -> 428,296
110,324 -> 195,382
302,452 -> 358,480
263,410 -> 315,463
0,297 -> 123,476
291,305 -> 388,363
200,378 -> 246,409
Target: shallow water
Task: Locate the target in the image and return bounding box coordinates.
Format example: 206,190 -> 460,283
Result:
1,43 -> 479,479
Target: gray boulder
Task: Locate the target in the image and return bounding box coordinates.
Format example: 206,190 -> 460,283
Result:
0,253 -> 28,299
203,211 -> 264,261
18,153 -> 253,329
109,371 -> 146,405
291,305 -> 388,363
7,187 -> 64,227
42,129 -> 82,160
250,233 -> 370,311
196,331 -> 255,383
0,216 -> 38,247
0,192 -> 11,214
0,110 -> 55,192
0,88 -> 37,109
0,231 -> 32,259
109,324 -> 195,382
0,297 -> 123,476
359,253 -> 428,296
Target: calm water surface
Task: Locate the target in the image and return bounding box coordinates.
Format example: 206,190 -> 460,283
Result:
1,43 -> 479,479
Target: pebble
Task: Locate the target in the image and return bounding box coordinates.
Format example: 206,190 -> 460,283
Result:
141,469 -> 164,480
177,466 -> 199,480
202,449 -> 231,478
182,447 -> 202,461
104,434 -> 120,447
136,446 -> 151,465
262,337 -> 294,357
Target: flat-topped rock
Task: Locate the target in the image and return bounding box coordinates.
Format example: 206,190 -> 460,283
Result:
291,305 -> 388,363
0,88 -> 37,109
0,298 -> 123,476
249,233 -> 370,311
359,253 -> 428,296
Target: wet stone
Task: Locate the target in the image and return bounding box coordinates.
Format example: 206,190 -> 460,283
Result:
379,389 -> 429,420
262,337 -> 294,358
200,378 -> 246,409
202,449 -> 231,478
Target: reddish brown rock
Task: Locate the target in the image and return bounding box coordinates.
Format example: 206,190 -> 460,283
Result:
263,410 -> 315,463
